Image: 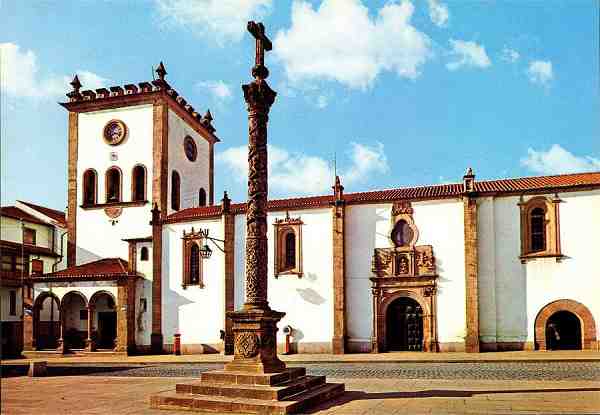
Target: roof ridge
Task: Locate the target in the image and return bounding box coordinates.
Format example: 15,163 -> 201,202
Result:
17,200 -> 65,215
476,170 -> 600,184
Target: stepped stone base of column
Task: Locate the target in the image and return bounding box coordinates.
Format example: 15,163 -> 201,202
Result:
150,367 -> 344,414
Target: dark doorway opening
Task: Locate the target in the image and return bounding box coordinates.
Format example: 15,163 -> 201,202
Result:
546,311 -> 582,350
98,312 -> 117,349
386,297 -> 423,351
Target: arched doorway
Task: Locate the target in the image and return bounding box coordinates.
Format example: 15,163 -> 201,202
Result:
35,294 -> 60,350
61,292 -> 88,350
90,292 -> 117,350
546,311 -> 582,350
535,299 -> 597,350
386,297 -> 424,351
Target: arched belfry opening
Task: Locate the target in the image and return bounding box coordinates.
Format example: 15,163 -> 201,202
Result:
386,297 -> 423,351
545,311 -> 582,350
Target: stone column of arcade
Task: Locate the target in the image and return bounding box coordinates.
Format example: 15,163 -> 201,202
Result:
150,21 -> 344,414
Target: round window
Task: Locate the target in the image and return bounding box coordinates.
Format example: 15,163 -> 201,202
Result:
103,120 -> 127,146
184,136 -> 197,161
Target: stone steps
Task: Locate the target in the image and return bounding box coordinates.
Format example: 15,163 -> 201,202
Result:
200,368 -> 307,386
151,381 -> 344,414
176,375 -> 327,401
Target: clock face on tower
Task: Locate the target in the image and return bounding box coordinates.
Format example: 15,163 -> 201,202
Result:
103,120 -> 127,146
184,135 -> 197,161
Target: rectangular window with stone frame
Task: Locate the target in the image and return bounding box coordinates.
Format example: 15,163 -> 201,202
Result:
182,230 -> 205,289
273,214 -> 303,278
518,195 -> 563,263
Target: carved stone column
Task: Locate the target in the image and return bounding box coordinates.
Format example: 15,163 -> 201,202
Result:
224,24 -> 286,374
56,310 -> 66,354
86,305 -> 95,351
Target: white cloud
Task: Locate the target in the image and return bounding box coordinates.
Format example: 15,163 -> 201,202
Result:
521,144 -> 600,175
343,142 -> 389,185
501,46 -> 520,63
0,42 -> 108,99
446,39 -> 491,71
527,60 -> 553,86
196,80 -> 232,101
154,0 -> 272,45
217,141 -> 389,195
427,0 -> 449,28
274,0 -> 432,89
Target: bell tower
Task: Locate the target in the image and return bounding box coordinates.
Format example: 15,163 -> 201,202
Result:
61,63 -> 220,266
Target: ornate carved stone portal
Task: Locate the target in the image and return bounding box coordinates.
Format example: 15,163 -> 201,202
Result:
151,22 -> 343,413
370,201 -> 439,352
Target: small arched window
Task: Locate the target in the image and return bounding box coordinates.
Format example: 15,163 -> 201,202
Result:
274,218 -> 303,277
132,165 -> 146,201
105,167 -> 122,202
140,246 -> 149,261
190,243 -> 200,284
284,232 -> 296,269
171,171 -> 181,211
530,207 -> 546,252
82,169 -> 97,205
198,188 -> 207,207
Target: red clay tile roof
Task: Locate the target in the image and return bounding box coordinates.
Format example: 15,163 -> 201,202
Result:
0,240 -> 60,258
0,206 -> 50,226
29,258 -> 133,282
165,171 -> 600,224
17,200 -> 66,227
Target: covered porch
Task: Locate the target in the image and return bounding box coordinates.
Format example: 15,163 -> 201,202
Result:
26,258 -> 139,354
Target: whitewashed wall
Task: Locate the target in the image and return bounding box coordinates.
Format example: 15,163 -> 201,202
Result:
345,199 -> 466,350
166,110 -> 210,215
162,219 -> 225,348
135,241 -> 153,346
477,190 -> 600,346
524,190 -> 600,341
266,209 -> 334,351
76,105 -> 154,264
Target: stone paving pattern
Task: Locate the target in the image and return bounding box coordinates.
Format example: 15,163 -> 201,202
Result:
2,375 -> 599,414
3,361 -> 600,381
12,350 -> 600,365
2,353 -> 600,414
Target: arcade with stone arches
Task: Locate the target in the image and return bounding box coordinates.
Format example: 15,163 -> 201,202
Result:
27,271 -> 137,354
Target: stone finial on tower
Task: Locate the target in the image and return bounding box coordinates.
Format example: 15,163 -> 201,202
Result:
150,202 -> 161,225
156,61 -> 167,81
463,167 -> 475,194
333,175 -> 344,202
67,74 -> 82,101
201,109 -> 216,133
221,191 -> 231,214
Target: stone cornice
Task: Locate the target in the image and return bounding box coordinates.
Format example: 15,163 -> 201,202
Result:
60,86 -> 220,145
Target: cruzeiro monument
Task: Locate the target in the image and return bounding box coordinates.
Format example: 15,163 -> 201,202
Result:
150,21 -> 345,414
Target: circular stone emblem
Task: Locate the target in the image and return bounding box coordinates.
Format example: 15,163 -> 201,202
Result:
235,332 -> 260,358
103,119 -> 127,146
184,135 -> 197,161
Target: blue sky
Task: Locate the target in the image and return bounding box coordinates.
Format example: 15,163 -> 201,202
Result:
1,0 -> 598,210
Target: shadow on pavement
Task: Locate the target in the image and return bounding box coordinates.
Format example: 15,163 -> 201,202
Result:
1,365 -> 140,378
305,388 -> 600,413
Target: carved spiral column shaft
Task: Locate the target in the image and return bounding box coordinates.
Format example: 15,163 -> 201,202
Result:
243,81 -> 275,310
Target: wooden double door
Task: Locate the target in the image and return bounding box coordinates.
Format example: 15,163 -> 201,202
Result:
386,297 -> 424,351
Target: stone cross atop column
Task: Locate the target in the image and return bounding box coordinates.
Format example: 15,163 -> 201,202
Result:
241,21 -> 276,311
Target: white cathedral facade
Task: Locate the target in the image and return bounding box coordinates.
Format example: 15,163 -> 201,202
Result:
26,65 -> 600,355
